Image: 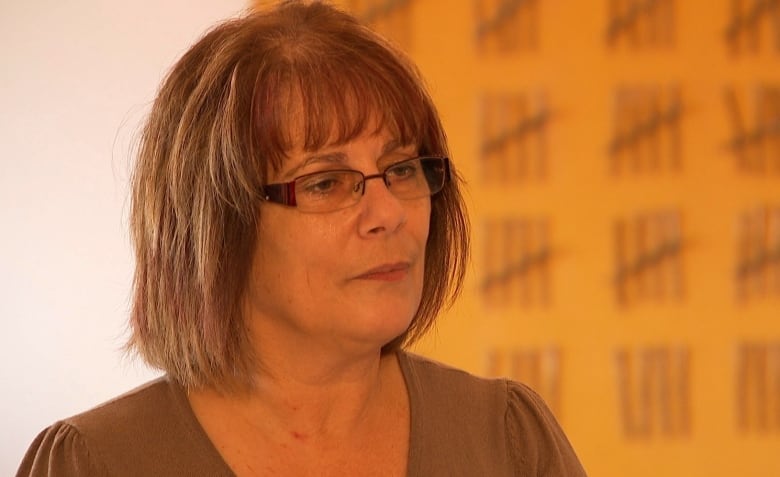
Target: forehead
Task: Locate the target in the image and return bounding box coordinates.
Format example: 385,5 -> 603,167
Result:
271,130 -> 417,182
284,96 -> 392,149
270,99 -> 413,170
256,66 -> 426,178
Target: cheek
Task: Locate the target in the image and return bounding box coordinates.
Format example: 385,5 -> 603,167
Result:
252,215 -> 301,294
414,200 -> 432,244
257,216 -> 342,284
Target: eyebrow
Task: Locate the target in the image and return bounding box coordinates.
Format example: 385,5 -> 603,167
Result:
279,138 -> 409,181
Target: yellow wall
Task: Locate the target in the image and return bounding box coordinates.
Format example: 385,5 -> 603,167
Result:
260,1 -> 780,475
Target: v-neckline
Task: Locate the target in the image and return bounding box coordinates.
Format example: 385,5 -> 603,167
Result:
173,350 -> 422,477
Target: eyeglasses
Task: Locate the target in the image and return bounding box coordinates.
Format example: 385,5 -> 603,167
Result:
260,156 -> 449,213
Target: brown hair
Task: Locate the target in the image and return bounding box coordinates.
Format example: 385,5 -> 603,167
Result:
128,0 -> 470,391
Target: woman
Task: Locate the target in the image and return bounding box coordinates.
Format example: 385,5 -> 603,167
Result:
18,1 -> 587,476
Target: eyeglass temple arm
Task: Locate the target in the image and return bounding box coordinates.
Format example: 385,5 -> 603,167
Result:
261,182 -> 298,206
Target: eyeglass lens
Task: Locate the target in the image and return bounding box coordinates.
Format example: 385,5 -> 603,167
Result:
295,156 -> 446,212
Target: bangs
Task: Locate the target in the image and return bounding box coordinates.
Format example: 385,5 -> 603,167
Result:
252,43 -> 434,173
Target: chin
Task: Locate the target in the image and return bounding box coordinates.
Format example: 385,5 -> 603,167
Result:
352,308 -> 416,347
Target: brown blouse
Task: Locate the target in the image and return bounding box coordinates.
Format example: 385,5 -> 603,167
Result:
17,352 -> 587,476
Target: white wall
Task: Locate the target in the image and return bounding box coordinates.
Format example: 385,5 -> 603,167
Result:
0,1 -> 247,472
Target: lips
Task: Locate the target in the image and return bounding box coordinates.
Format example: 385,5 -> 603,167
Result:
355,262 -> 411,281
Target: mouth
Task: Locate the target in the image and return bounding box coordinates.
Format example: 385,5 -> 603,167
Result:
355,262 -> 411,282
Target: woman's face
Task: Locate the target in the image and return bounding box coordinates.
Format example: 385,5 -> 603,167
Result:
245,128 -> 431,356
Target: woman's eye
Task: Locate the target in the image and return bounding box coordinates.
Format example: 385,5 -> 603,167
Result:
387,162 -> 418,179
301,175 -> 341,194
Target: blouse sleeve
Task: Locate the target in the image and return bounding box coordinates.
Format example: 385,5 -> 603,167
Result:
505,381 -> 588,476
16,422 -> 106,477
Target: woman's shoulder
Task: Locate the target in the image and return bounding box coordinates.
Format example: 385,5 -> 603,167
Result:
16,419 -> 106,477
503,380 -> 589,476
66,376 -> 176,431
16,377 -> 232,477
399,351 -> 587,476
399,350 -> 515,402
399,351 -> 557,423
17,377 -> 173,476
399,350 -> 565,416
399,351 -> 515,475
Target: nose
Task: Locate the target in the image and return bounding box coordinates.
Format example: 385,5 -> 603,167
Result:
357,173 -> 407,237
361,173 -> 389,189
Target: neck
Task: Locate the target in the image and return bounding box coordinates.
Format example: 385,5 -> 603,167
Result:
189,349 -> 405,443
255,348 -> 392,438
